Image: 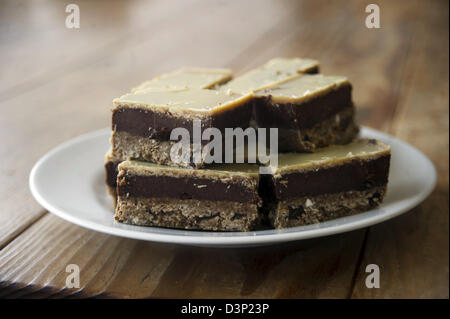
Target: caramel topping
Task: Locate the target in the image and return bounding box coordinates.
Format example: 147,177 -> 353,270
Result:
219,58 -> 319,93
132,68 -> 232,92
274,139 -> 390,174
119,160 -> 260,178
114,88 -> 252,115
255,74 -> 348,103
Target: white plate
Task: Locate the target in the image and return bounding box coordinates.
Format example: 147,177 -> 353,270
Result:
29,127 -> 436,247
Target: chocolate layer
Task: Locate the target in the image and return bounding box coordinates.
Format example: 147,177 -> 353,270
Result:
105,161 -> 119,187
305,66 -> 319,74
112,101 -> 253,142
253,84 -> 352,130
108,154 -> 388,202
117,173 -> 259,204
272,155 -> 390,200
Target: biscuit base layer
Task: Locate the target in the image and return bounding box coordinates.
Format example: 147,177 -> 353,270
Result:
277,107 -> 359,152
269,186 -> 386,229
115,197 -> 260,231
111,131 -> 204,169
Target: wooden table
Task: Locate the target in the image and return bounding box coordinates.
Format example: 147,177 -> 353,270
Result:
0,0 -> 448,298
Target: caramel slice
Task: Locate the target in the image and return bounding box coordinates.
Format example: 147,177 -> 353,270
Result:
111,88 -> 254,168
267,139 -> 391,228
252,74 -> 358,152
114,160 -> 261,231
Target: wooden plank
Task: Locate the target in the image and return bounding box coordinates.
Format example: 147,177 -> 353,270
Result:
0,0 -> 200,101
0,214 -> 366,298
351,0 -> 449,298
0,0 -> 303,102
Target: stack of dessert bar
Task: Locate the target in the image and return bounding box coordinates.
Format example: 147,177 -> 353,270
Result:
105,58 -> 391,231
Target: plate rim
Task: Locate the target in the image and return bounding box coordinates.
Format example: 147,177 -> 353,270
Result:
29,127 -> 437,247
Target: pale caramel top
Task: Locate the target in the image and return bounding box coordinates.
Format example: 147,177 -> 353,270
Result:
219,58 -> 319,94
274,139 -> 390,175
254,74 -> 348,103
114,88 -> 252,116
132,68 -> 232,92
119,160 -> 260,179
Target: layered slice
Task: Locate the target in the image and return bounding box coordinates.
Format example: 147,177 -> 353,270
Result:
132,67 -> 232,92
253,74 -> 359,152
267,139 -> 391,229
219,57 -> 319,94
115,161 -> 262,231
111,88 -> 253,168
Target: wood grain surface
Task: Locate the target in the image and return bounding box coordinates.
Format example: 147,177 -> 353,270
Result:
0,0 -> 448,298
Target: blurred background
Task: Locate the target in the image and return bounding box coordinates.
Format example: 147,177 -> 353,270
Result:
0,0 -> 448,298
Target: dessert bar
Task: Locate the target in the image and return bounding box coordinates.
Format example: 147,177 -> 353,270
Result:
266,139 -> 391,228
112,139 -> 390,231
104,58 -> 389,232
115,161 -> 262,231
111,88 -> 253,168
253,74 -> 359,152
110,59 -> 358,171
